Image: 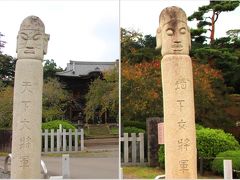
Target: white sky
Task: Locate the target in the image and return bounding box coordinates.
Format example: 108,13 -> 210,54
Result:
1,0 -> 239,69
0,0 -> 120,69
121,0 -> 240,41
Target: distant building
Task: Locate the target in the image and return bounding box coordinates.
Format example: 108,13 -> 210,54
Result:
56,60 -> 118,125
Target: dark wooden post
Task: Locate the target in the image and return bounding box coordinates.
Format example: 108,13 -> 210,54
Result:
147,117 -> 163,167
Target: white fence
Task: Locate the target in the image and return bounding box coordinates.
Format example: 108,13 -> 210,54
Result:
121,133 -> 145,164
42,129 -> 84,153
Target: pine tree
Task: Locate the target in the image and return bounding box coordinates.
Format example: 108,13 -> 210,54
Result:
0,32 -> 6,54
188,1 -> 239,44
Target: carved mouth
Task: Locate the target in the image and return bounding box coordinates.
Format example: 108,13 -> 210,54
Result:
173,49 -> 183,52
172,44 -> 183,52
24,50 -> 35,54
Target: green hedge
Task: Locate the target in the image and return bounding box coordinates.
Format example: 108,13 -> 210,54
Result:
123,120 -> 146,130
158,145 -> 165,169
42,120 -> 76,131
124,126 -> 145,134
212,150 -> 240,177
197,128 -> 240,158
158,126 -> 240,170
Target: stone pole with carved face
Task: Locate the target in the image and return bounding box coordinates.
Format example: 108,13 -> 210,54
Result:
156,6 -> 197,179
11,16 -> 49,179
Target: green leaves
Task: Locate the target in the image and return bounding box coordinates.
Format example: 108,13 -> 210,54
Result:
43,59 -> 63,80
197,127 -> 240,158
188,1 -> 239,44
84,68 -> 118,122
121,28 -> 160,64
0,54 -> 16,84
0,86 -> 13,128
42,78 -> 70,121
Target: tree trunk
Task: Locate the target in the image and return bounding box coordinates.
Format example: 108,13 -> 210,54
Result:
210,11 -> 215,44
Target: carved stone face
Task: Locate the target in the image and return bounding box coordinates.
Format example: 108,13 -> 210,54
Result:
17,16 -> 49,60
156,6 -> 191,56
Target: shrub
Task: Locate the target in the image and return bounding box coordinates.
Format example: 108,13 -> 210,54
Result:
212,150 -> 240,177
158,127 -> 240,170
158,145 -> 165,169
197,128 -> 240,158
123,120 -> 146,130
196,124 -> 204,130
124,126 -> 145,134
42,120 -> 76,131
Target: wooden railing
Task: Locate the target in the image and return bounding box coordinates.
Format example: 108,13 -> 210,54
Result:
121,133 -> 145,164
42,129 -> 84,153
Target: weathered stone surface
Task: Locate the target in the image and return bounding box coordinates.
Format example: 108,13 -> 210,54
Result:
11,16 -> 49,179
17,16 -> 49,60
156,6 -> 191,56
157,6 -> 197,179
0,168 -> 10,179
146,117 -> 163,167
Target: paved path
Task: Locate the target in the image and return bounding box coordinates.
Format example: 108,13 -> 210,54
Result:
42,155 -> 119,179
0,145 -> 119,179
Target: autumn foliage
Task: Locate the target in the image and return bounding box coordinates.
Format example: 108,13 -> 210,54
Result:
122,59 -> 230,127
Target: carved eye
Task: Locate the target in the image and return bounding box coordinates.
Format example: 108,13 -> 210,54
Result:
20,34 -> 28,40
180,27 -> 186,34
166,29 -> 174,36
33,34 -> 41,40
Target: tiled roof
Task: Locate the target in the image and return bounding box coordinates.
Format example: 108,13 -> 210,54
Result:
56,60 -> 118,77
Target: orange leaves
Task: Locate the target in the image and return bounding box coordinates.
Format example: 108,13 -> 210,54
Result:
122,60 -> 161,81
121,60 -> 163,121
192,60 -> 223,100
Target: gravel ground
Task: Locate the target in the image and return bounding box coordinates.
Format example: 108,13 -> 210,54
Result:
0,168 -> 10,179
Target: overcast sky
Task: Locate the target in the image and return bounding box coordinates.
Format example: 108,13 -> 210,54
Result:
1,1 -> 239,69
0,0 -> 119,68
121,0 -> 240,41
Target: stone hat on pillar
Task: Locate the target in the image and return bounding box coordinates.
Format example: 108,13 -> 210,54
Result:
159,6 -> 188,28
20,15 -> 45,32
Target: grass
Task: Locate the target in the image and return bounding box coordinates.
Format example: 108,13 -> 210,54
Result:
0,152 -> 9,156
84,124 -> 118,138
110,127 -> 119,135
123,166 -> 223,179
123,166 -> 164,179
41,149 -> 116,158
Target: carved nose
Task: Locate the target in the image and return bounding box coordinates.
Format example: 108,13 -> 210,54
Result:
26,40 -> 34,49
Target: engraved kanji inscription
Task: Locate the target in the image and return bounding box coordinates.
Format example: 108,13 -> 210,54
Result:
20,119 -> 30,130
21,100 -> 31,111
177,100 -> 185,112
179,160 -> 189,173
175,78 -> 189,91
19,156 -> 30,168
178,138 -> 190,151
19,136 -> 31,149
21,82 -> 32,94
178,119 -> 187,130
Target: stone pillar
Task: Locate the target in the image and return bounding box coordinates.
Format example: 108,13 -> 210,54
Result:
11,16 -> 49,179
146,117 -> 163,167
156,6 -> 197,179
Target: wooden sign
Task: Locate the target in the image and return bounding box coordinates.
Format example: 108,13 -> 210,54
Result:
158,123 -> 164,144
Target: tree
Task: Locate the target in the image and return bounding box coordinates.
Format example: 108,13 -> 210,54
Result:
121,28 -> 160,64
192,34 -> 240,93
226,29 -> 240,42
121,59 -> 232,129
43,59 -> 63,80
121,60 -> 163,122
188,1 -> 239,44
84,68 -> 118,123
0,54 -> 16,85
0,32 -> 6,54
0,78 -> 71,128
42,78 -> 70,122
0,86 -> 13,128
